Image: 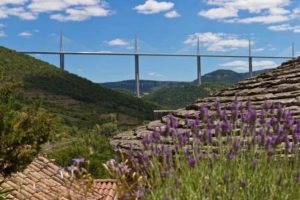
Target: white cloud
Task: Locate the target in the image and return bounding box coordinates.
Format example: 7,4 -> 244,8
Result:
268,24 -> 300,33
199,0 -> 294,24
253,48 -> 264,52
0,0 -> 112,21
50,5 -> 111,21
106,38 -> 129,46
199,7 -> 238,20
0,6 -> 37,20
184,32 -> 249,51
148,72 -> 165,78
0,0 -> 27,6
228,15 -> 290,24
18,31 -> 32,37
134,0 -> 174,14
219,60 -> 277,72
0,31 -> 6,37
164,10 -> 181,18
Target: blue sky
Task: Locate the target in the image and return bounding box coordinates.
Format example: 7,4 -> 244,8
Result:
0,0 -> 300,82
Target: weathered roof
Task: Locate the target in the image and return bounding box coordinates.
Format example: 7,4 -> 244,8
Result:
111,58 -> 300,153
0,156 -> 117,200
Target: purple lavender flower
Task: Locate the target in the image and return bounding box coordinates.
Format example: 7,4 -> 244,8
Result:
293,132 -> 300,143
152,131 -> 161,141
252,159 -> 257,169
223,172 -> 229,182
240,179 -> 247,188
221,120 -> 232,136
118,162 -> 130,173
142,135 -> 152,147
164,148 -> 172,157
188,156 -> 196,168
206,127 -> 212,143
134,190 -> 144,198
72,157 -> 85,165
67,165 -> 77,177
226,153 -> 234,160
285,141 -> 293,153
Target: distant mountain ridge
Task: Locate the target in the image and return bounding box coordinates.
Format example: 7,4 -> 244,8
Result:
101,69 -> 271,93
102,80 -> 190,93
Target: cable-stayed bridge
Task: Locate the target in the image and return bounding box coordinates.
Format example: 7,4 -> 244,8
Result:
18,34 -> 295,97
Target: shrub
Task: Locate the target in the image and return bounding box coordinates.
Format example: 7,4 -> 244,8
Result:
0,82 -> 54,176
105,98 -> 300,199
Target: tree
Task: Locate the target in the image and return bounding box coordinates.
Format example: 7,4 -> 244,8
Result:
0,81 -> 54,176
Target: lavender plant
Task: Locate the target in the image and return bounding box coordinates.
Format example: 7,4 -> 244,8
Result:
105,98 -> 300,199
59,157 -> 94,199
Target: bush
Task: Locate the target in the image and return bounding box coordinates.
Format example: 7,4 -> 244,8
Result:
48,123 -> 116,178
105,98 -> 300,199
0,82 -> 54,176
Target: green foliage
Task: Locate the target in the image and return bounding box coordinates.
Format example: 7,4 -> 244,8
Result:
48,123 -> 116,178
102,80 -> 189,93
148,154 -> 300,200
143,83 -> 230,109
0,46 -> 161,178
0,46 -> 158,127
0,82 -> 54,176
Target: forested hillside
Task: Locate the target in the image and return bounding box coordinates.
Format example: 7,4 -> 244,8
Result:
0,46 -> 159,177
143,83 -> 230,109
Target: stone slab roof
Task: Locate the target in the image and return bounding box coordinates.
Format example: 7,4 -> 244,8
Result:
111,58 -> 300,153
0,156 -> 117,200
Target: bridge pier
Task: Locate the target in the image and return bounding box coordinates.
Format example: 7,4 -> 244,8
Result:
135,54 -> 140,98
248,40 -> 253,77
135,36 -> 140,97
59,53 -> 65,70
197,55 -> 202,85
196,37 -> 202,85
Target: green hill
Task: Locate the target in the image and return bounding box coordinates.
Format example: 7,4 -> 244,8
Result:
0,46 -> 159,178
102,80 -> 189,94
0,46 -> 158,128
200,69 -> 271,84
101,69 -> 270,94
143,83 -> 230,109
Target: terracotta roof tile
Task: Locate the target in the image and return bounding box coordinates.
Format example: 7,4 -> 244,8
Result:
0,156 -> 118,199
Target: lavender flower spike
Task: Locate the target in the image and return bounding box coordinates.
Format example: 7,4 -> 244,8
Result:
72,157 -> 85,165
240,179 -> 247,188
188,156 -> 196,168
67,165 -> 77,177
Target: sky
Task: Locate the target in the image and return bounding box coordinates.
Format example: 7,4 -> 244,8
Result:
1,0 -> 300,82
